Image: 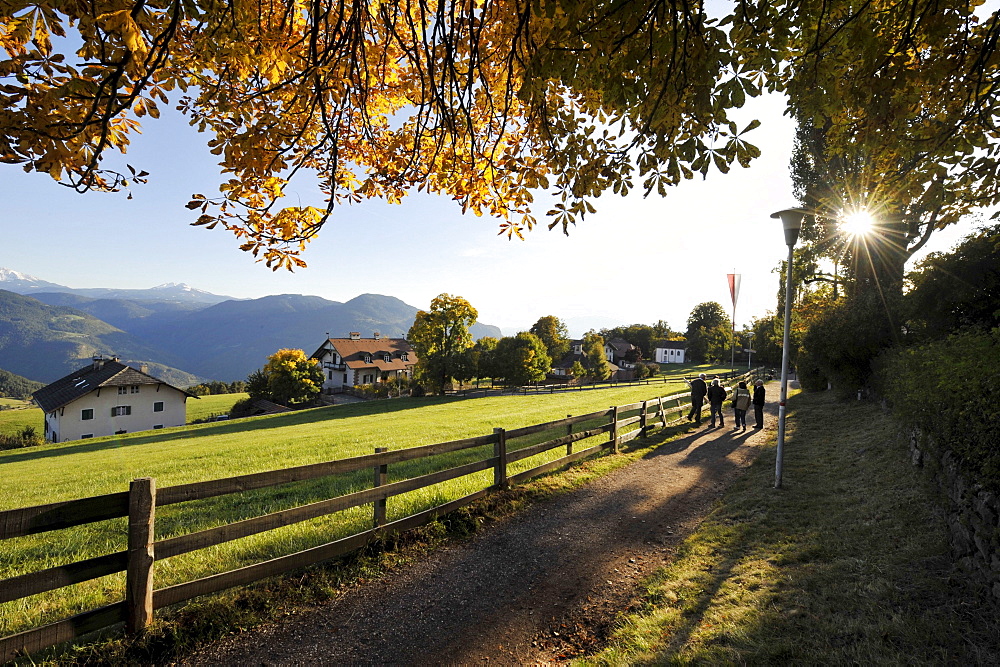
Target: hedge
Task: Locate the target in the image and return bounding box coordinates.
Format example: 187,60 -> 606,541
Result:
873,328 -> 1000,491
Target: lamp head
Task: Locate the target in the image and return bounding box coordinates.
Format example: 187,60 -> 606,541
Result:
770,208 -> 806,247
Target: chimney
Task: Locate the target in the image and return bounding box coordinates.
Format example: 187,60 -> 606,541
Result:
140,363 -> 149,375
350,332 -> 361,340
92,355 -> 104,371
373,331 -> 381,340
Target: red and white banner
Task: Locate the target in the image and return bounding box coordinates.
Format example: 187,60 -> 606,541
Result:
727,273 -> 741,308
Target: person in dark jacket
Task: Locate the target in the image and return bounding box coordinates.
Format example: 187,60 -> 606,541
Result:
686,373 -> 708,424
707,378 -> 728,428
752,379 -> 766,428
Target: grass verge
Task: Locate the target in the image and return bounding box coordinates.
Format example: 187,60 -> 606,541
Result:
582,389 -> 1000,664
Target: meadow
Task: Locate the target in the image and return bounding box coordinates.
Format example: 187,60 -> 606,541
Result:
0,364 -> 733,640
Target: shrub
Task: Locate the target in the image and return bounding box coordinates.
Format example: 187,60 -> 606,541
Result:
228,397 -> 257,419
873,328 -> 1000,491
0,426 -> 44,450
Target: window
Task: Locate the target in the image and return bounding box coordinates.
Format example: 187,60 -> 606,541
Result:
153,401 -> 164,412
118,386 -> 128,395
131,385 -> 140,394
363,354 -> 372,363
81,408 -> 94,420
153,424 -> 164,430
111,406 -> 131,417
342,374 -> 348,383
81,434 -> 93,439
383,354 -> 391,362
401,352 -> 408,361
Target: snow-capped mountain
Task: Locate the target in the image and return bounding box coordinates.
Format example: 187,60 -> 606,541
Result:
0,268 -> 68,292
0,268 -> 234,305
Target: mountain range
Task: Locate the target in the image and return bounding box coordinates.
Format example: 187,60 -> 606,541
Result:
0,269 -> 501,384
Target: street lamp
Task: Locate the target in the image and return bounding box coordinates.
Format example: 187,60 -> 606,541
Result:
770,208 -> 806,489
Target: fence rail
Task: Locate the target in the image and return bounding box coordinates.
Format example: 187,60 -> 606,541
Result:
0,371 -> 758,662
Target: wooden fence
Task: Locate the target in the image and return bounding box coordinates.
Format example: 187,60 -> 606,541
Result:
0,373 -> 754,662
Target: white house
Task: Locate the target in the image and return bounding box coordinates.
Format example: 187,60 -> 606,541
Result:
32,357 -> 196,442
310,332 -> 417,393
653,340 -> 687,364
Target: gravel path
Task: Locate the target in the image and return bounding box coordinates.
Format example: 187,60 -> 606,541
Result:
183,396 -> 778,665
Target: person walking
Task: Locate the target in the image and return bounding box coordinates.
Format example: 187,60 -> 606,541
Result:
732,380 -> 752,432
707,378 -> 728,428
686,373 -> 708,424
752,379 -> 766,429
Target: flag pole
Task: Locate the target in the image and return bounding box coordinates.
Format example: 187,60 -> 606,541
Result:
727,271 -> 740,377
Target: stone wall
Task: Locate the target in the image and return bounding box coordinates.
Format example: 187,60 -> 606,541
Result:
909,429 -> 1000,599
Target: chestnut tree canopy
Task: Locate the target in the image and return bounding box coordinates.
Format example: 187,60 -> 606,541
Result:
2,0 -> 999,268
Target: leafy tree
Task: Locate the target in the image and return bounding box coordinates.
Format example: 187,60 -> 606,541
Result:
493,332 -> 552,387
246,369 -> 270,399
407,294 -> 478,394
569,361 -> 586,379
799,291 -> 900,395
6,1 -> 999,267
904,223 -> 1000,339
262,349 -> 324,405
466,336 -> 500,382
581,332 -> 611,382
528,316 -> 570,362
685,302 -> 732,363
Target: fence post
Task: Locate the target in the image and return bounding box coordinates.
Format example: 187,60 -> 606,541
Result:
610,406 -> 619,453
493,428 -> 508,490
373,447 -> 387,528
640,400 -> 648,436
566,415 -> 573,456
126,477 -> 156,635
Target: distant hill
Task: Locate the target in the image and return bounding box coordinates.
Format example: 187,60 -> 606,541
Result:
132,293 -> 501,381
0,268 -> 504,382
0,290 -> 203,386
30,292 -> 206,330
0,368 -> 44,398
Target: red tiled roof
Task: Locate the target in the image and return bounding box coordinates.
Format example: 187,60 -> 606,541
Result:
311,337 -> 417,374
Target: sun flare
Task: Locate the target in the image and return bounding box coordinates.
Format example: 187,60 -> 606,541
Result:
841,210 -> 875,237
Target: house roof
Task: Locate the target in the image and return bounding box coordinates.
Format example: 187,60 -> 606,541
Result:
653,340 -> 687,350
606,337 -> 636,351
32,360 -> 195,413
311,337 -> 418,373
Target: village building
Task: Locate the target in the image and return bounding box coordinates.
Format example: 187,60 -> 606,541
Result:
310,332 -> 417,394
653,340 -> 687,364
32,357 -> 196,442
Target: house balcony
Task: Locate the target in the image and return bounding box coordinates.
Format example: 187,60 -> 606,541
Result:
323,362 -> 347,371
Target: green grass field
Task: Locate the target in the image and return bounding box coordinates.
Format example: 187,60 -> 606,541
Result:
184,393 -> 248,423
0,365 -> 738,639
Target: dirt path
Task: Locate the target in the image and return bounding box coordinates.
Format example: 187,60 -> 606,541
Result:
183,395 -> 778,665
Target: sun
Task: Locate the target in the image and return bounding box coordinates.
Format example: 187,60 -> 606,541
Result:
840,209 -> 875,237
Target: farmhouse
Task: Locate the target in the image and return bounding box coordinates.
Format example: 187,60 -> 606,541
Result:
653,340 -> 687,364
32,357 -> 196,442
310,332 -> 417,393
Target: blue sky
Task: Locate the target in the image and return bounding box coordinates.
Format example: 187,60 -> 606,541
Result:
1,92 -> 980,337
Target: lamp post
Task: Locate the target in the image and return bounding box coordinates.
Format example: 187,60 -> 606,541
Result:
770,208 -> 805,489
